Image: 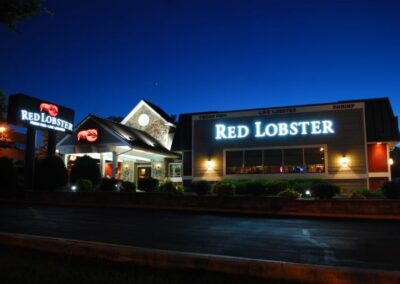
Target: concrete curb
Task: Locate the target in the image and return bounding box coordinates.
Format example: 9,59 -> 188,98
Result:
2,199 -> 400,221
0,232 -> 399,284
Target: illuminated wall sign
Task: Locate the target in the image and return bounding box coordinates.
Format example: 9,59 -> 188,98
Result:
7,94 -> 75,133
215,120 -> 334,140
77,129 -> 98,142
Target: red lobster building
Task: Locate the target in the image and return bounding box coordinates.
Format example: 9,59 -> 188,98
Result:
58,98 -> 399,191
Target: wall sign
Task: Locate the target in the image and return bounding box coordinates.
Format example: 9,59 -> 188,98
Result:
77,129 -> 98,142
215,120 -> 335,140
7,94 -> 74,133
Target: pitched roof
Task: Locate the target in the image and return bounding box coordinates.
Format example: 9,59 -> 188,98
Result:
58,114 -> 179,158
142,100 -> 175,125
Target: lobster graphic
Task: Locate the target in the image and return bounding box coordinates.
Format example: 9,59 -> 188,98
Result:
77,129 -> 98,142
40,103 -> 59,117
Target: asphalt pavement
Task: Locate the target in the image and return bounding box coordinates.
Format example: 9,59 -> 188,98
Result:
0,203 -> 399,270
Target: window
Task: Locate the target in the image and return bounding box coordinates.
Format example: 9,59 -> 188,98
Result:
225,146 -> 325,175
304,147 -> 325,173
282,148 -> 303,173
226,150 -> 243,174
169,163 -> 182,178
244,150 -> 263,174
264,149 -> 282,173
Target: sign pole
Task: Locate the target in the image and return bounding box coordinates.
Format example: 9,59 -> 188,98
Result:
24,126 -> 36,190
47,130 -> 56,156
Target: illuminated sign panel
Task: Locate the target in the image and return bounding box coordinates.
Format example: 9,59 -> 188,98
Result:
7,94 -> 74,133
77,129 -> 98,142
215,120 -> 334,140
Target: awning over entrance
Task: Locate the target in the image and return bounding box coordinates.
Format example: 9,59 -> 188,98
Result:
57,115 -> 180,182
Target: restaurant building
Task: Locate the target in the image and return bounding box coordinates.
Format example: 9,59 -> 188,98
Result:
172,98 -> 399,190
57,97 -> 399,191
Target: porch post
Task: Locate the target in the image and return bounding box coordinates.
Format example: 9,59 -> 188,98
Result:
99,153 -> 106,177
63,154 -> 69,166
112,151 -> 118,179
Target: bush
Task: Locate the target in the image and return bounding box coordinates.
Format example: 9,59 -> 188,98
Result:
382,181 -> 400,199
99,177 -> 119,192
265,180 -> 288,195
0,157 -> 15,190
213,181 -> 235,196
277,188 -> 301,199
223,179 -> 248,195
289,179 -> 324,195
34,155 -> 68,190
158,181 -> 183,194
190,180 -> 211,195
352,189 -> 383,198
138,177 -> 159,192
246,180 -> 266,196
120,181 -> 136,193
76,179 -> 93,192
70,155 -> 101,185
350,192 -> 366,199
311,183 -> 340,199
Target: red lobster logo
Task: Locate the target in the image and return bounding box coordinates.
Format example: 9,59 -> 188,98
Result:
77,129 -> 98,142
40,103 -> 59,117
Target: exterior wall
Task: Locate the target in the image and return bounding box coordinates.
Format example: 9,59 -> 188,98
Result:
191,103 -> 368,191
124,104 -> 172,149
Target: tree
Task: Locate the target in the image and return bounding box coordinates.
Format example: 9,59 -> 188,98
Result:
0,90 -> 6,121
0,0 -> 49,32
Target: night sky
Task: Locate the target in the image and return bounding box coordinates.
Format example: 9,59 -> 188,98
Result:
1,0 -> 400,124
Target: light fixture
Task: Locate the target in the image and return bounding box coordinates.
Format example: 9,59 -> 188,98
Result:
155,162 -> 162,170
389,158 -> 394,166
377,142 -> 382,145
0,126 -> 6,133
206,159 -> 214,170
69,155 -> 77,161
319,147 -> 324,152
340,155 -> 349,166
71,185 -> 77,191
305,190 -> 311,196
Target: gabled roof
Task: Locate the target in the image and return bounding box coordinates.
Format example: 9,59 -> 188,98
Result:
58,114 -> 179,157
121,100 -> 175,126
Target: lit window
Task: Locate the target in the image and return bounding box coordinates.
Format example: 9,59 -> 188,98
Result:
169,163 -> 182,178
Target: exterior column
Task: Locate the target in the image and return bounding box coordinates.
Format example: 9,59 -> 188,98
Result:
99,153 -> 106,177
112,152 -> 118,179
63,154 -> 69,166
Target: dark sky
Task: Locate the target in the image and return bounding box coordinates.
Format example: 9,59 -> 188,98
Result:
1,0 -> 400,123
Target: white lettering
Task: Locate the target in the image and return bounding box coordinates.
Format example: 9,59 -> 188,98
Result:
311,121 -> 321,134
237,125 -> 250,138
289,122 -> 298,135
227,126 -> 237,139
297,121 -> 310,135
215,124 -> 226,140
278,123 -> 288,136
254,121 -> 265,137
322,120 -> 335,134
265,123 -> 278,136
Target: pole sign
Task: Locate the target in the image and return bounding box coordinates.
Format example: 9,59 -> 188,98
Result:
7,94 -> 75,133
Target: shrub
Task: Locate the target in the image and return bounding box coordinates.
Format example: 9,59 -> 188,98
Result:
246,180 -> 266,196
265,180 -> 288,195
70,155 -> 101,185
0,157 -> 15,190
289,179 -> 324,195
76,179 -> 93,192
311,183 -> 340,199
277,188 -> 301,199
34,155 -> 68,191
213,181 -> 235,196
223,179 -> 248,195
352,189 -> 383,198
350,192 -> 366,199
99,177 -> 119,192
176,186 -> 184,194
381,181 -> 400,199
190,180 -> 211,195
158,181 -> 182,194
138,177 -> 159,192
120,181 -> 136,193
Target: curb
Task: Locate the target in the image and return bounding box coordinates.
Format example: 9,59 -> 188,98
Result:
0,232 -> 399,284
2,199 -> 400,221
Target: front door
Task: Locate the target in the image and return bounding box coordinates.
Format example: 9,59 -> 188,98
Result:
137,165 -> 151,190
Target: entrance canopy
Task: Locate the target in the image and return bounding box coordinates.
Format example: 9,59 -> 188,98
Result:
57,114 -> 178,159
